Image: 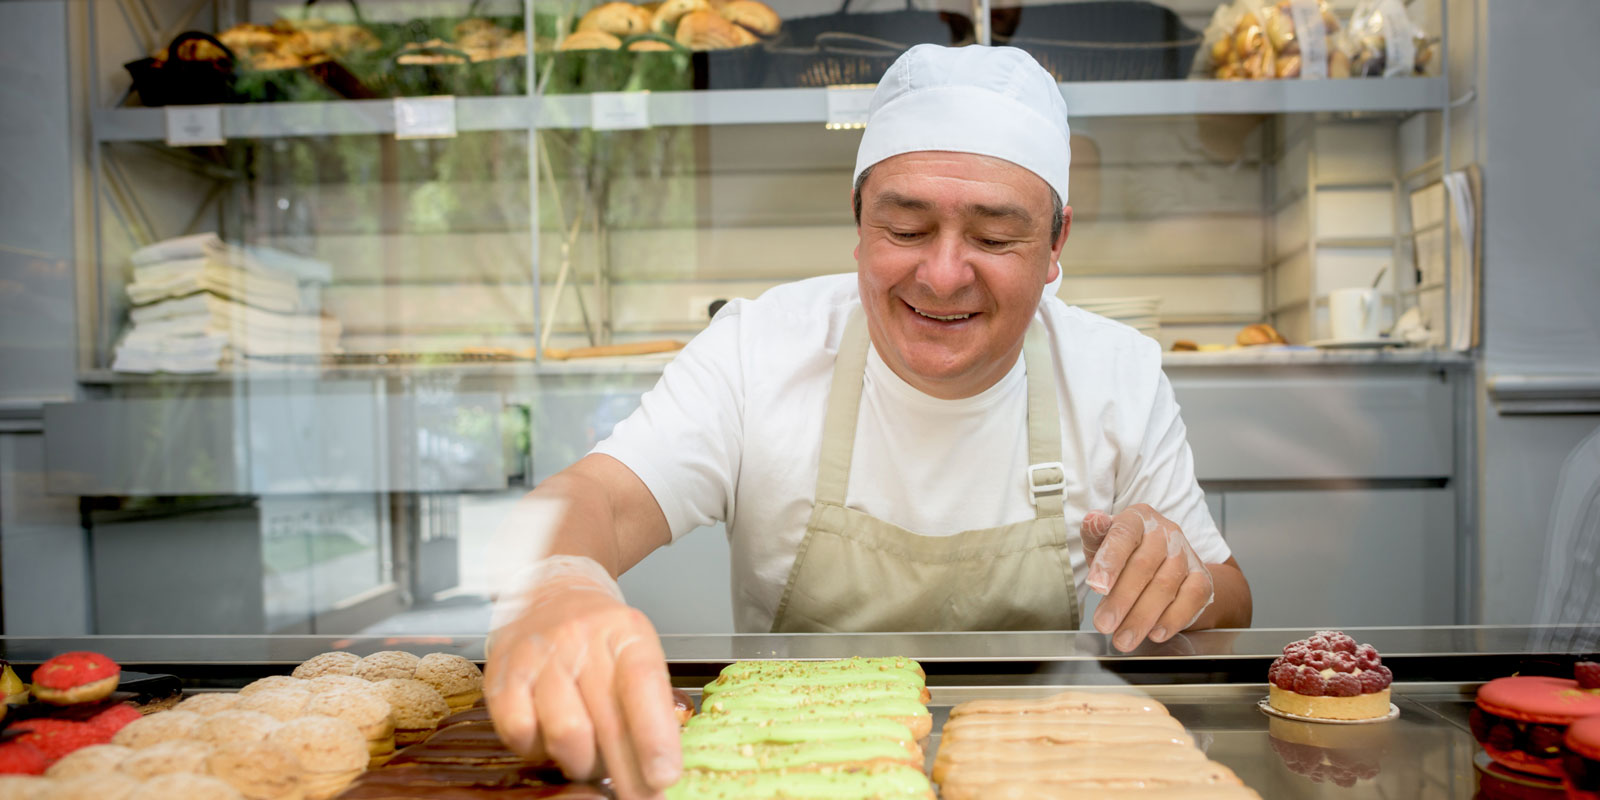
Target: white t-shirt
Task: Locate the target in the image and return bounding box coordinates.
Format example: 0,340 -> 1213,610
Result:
594,274 -> 1230,633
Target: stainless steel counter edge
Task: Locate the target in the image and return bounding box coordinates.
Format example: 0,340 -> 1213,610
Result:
0,626 -> 1589,667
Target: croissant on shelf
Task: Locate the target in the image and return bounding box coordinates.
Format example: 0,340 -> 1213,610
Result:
398,21 -> 527,64
561,0 -> 779,51
164,18 -> 383,72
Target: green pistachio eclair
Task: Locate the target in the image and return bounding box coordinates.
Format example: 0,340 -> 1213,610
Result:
689,701 -> 931,724
680,717 -> 919,747
703,668 -> 926,697
680,738 -> 921,772
664,764 -> 934,800
701,683 -> 926,712
711,657 -> 925,686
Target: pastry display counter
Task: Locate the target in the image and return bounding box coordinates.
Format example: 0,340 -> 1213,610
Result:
2,626 -> 1593,798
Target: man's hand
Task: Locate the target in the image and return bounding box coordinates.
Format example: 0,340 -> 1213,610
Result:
1081,505 -> 1215,653
485,559 -> 680,800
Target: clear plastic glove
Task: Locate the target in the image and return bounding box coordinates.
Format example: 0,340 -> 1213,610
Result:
485,555 -> 680,800
1081,504 -> 1215,653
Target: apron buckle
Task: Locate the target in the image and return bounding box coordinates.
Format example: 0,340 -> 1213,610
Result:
1028,461 -> 1066,506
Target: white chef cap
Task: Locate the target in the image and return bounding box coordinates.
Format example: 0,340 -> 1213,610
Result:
853,44 -> 1071,206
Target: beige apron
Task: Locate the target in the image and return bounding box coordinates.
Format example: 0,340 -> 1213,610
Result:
770,306 -> 1081,633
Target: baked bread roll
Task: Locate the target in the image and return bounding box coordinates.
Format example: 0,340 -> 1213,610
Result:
651,0 -> 711,32
1235,323 -> 1287,346
557,29 -> 623,50
579,2 -> 652,36
718,0 -> 779,36
675,9 -> 753,49
627,38 -> 674,51
217,24 -> 277,53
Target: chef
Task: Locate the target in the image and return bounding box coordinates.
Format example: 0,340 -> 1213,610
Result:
485,44 -> 1252,799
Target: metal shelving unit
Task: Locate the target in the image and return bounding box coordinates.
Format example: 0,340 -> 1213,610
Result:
91,77 -> 1448,141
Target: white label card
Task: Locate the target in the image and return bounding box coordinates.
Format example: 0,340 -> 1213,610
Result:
590,92 -> 651,131
825,85 -> 873,128
394,96 -> 458,140
165,106 -> 224,147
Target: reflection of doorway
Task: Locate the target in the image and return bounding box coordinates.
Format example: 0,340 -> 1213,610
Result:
1531,425 -> 1600,653
405,493 -> 461,603
261,493 -> 402,635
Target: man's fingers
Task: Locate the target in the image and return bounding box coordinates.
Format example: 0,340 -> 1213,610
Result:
485,659 -> 538,757
577,651 -> 657,800
1112,552 -> 1190,652
1086,511 -> 1145,595
1091,521 -> 1164,638
486,632 -> 554,757
615,633 -> 682,791
1080,511 -> 1113,559
534,659 -> 599,780
1152,570 -> 1216,640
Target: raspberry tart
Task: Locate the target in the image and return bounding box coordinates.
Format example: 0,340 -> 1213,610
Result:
1267,631 -> 1393,721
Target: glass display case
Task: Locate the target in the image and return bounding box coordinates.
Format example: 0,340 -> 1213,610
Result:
1,626 -> 1594,797
0,0 -> 1493,640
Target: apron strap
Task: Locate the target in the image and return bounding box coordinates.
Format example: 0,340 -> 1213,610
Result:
1023,321 -> 1066,518
813,306 -> 871,507
815,306 -> 1066,517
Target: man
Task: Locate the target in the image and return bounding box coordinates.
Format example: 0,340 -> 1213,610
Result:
485,44 -> 1252,799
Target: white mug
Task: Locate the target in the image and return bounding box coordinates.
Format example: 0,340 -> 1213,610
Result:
1329,288 -> 1381,341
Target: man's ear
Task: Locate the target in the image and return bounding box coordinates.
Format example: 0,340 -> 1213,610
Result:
1054,205 -> 1073,255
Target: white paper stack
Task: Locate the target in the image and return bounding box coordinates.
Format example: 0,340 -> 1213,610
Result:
114,233 -> 340,373
1070,296 -> 1163,339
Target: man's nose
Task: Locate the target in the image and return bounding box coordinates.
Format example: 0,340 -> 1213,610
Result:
917,232 -> 975,298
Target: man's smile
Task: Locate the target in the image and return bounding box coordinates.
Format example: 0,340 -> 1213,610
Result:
904,299 -> 980,325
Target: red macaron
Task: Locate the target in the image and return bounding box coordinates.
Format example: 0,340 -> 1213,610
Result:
1565,715 -> 1600,800
30,652 -> 120,705
0,741 -> 47,775
1474,676 -> 1600,778
8,718 -> 109,762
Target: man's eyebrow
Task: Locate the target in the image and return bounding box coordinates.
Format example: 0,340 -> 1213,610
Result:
964,202 -> 1033,225
871,191 -> 932,212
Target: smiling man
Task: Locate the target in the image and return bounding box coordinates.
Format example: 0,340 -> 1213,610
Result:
485,45 -> 1251,800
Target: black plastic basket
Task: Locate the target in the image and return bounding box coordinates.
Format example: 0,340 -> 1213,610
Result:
992,1 -> 1200,82
123,31 -> 241,106
694,43 -> 767,89
765,2 -> 971,88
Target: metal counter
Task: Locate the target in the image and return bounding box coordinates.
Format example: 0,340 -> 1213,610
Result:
2,626 -> 1594,799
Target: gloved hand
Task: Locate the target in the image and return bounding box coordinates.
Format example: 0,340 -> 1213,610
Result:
485,555 -> 681,800
1081,505 -> 1215,653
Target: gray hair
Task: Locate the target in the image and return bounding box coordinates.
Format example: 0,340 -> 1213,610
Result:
852,165 -> 1065,243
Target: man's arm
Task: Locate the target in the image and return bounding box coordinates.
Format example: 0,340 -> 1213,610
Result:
1193,556 -> 1251,630
534,453 -> 674,575
485,453 -> 679,800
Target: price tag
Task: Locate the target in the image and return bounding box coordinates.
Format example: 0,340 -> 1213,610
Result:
824,85 -> 873,129
165,106 -> 224,146
590,92 -> 651,131
394,96 -> 458,140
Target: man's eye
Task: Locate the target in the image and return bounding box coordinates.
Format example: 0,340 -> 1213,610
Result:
890,231 -> 923,240
978,238 -> 1011,248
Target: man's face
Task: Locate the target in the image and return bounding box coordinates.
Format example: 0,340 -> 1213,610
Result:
855,151 -> 1070,400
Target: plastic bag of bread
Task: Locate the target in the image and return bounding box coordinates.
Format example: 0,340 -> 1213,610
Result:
1204,0 -> 1350,80
1257,0 -> 1345,79
1201,0 -> 1275,81
1193,0 -> 1245,78
1344,0 -> 1433,77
